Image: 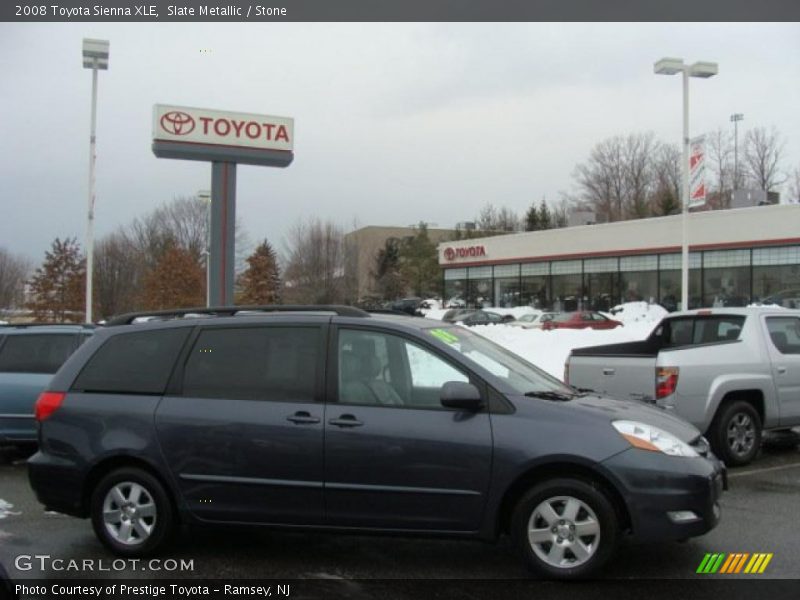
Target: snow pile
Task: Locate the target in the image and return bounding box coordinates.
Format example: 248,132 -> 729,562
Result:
607,301 -> 668,324
470,321 -> 657,380
422,302 -> 666,380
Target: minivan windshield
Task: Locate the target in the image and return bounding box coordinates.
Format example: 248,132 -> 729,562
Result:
426,326 -> 572,396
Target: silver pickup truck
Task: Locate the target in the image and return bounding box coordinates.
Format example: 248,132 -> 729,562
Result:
565,307 -> 800,466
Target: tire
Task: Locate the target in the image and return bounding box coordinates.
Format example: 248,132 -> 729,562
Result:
511,478 -> 619,579
709,400 -> 762,467
90,467 -> 175,556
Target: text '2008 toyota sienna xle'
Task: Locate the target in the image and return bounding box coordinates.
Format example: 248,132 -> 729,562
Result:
28,305 -> 726,579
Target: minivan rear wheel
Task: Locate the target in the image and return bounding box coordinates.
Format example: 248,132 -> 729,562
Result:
511,478 -> 619,579
90,467 -> 174,556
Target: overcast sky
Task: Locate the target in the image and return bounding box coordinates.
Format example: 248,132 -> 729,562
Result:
1,22 -> 798,262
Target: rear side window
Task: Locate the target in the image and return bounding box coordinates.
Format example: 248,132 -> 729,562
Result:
659,316 -> 745,348
73,328 -> 191,394
766,317 -> 800,355
0,334 -> 77,374
182,327 -> 320,402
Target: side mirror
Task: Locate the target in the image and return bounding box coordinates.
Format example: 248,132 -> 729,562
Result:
440,381 -> 484,411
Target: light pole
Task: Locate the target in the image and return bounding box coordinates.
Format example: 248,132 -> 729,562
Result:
654,57 -> 718,311
198,190 -> 212,307
730,113 -> 744,192
82,39 -> 109,323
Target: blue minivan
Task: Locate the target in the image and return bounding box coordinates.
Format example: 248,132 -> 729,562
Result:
0,324 -> 94,445
28,306 -> 725,579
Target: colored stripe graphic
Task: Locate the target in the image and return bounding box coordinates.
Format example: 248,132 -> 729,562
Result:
698,552 -> 772,575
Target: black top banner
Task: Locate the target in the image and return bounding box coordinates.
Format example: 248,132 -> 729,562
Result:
4,0 -> 800,22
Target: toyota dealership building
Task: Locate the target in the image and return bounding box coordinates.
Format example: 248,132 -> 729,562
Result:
437,203 -> 800,311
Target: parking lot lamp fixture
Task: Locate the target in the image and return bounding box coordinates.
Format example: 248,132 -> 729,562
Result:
82,39 -> 109,323
654,58 -> 718,310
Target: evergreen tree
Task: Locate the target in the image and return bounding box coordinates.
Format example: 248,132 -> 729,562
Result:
372,238 -> 405,300
141,242 -> 204,310
237,239 -> 282,305
524,202 -> 540,231
28,237 -> 85,322
538,199 -> 552,230
399,223 -> 440,298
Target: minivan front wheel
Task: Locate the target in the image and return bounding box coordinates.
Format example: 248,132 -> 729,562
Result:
90,467 -> 174,556
511,478 -> 619,579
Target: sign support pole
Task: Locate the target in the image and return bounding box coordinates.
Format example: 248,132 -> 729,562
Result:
209,162 -> 237,306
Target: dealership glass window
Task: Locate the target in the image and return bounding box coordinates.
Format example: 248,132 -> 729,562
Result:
659,253 -> 702,310
444,269 -> 467,306
467,266 -> 493,307
702,250 -> 751,307
584,258 -> 619,311
520,263 -> 549,308
619,255 -> 658,303
753,265 -> 800,307
494,264 -> 521,307
550,261 -> 583,311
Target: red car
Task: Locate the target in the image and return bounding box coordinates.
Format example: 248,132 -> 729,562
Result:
541,311 -> 623,330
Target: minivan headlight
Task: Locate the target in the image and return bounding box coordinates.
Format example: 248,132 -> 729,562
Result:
612,420 -> 698,457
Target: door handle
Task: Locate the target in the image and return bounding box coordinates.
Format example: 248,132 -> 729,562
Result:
287,411 -> 321,425
328,414 -> 364,428
777,366 -> 787,375
603,368 -> 615,376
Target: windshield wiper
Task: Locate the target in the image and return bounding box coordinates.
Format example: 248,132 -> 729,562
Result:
523,390 -> 575,401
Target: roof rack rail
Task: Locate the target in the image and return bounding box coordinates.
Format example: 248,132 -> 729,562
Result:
105,305 -> 370,326
0,322 -> 96,329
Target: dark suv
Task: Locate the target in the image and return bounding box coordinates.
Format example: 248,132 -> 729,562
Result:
29,306 -> 725,579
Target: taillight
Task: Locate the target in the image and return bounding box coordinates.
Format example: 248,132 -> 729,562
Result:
35,391 -> 66,421
655,368 -> 679,399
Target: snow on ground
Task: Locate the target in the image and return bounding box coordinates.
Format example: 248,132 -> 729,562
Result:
425,302 -> 666,379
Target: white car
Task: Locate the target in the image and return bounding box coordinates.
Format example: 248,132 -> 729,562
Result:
507,312 -> 558,329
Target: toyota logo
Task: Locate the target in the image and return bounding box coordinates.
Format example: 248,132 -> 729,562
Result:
444,247 -> 456,261
160,111 -> 196,136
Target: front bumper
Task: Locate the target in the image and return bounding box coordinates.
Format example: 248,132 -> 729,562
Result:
0,414 -> 37,444
602,448 -> 726,542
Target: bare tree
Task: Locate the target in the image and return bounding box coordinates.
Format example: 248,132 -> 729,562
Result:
574,133 -> 663,222
475,204 -> 520,234
706,127 -> 734,209
93,230 -> 140,319
743,126 -> 786,191
282,218 -> 350,304
0,247 -> 30,310
650,143 -> 681,216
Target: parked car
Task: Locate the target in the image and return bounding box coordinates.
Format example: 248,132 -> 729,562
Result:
762,288 -> 800,309
542,312 -> 623,331
390,297 -> 423,316
508,312 -> 559,329
441,308 -> 475,323
29,305 -> 725,579
0,323 -> 94,446
565,307 -> 800,466
453,310 -> 506,326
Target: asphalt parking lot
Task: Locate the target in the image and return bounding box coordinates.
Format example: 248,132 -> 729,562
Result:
1,441 -> 800,585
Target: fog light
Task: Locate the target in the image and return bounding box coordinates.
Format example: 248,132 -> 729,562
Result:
668,510 -> 700,523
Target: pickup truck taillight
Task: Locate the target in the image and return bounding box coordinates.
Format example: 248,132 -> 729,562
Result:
35,391 -> 66,421
655,368 -> 679,399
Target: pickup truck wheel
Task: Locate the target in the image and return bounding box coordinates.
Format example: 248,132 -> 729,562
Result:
90,467 -> 174,556
711,401 -> 762,466
511,478 -> 619,579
